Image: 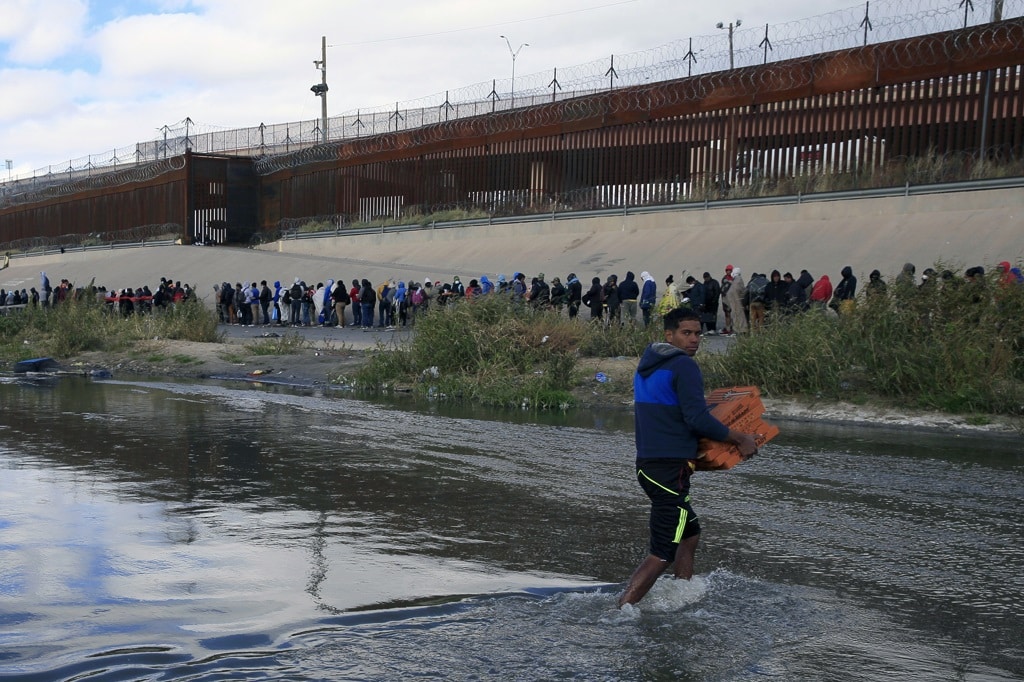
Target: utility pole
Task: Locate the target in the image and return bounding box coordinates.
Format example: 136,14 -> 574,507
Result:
716,20 -> 742,70
311,36 -> 329,144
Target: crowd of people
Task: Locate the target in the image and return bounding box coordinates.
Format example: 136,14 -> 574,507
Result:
11,260 -> 1019,329
0,272 -> 195,316
212,259 -> 1022,333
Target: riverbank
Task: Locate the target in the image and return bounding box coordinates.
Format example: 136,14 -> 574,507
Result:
53,325 -> 1022,439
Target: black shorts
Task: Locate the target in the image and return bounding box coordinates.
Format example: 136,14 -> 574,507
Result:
636,459 -> 701,561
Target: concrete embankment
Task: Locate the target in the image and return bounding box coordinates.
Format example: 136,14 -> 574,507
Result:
2,186 -> 1021,304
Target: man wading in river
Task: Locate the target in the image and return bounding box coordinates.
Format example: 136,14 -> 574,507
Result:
618,308 -> 758,607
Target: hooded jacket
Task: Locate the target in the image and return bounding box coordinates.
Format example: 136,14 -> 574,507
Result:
810,275 -> 833,302
998,261 -> 1015,286
618,271 -> 640,301
634,343 -> 730,460
640,272 -> 657,309
797,270 -> 814,294
566,274 -> 582,305
834,266 -> 857,300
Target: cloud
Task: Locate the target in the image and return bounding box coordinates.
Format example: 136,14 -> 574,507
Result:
0,0 -> 88,65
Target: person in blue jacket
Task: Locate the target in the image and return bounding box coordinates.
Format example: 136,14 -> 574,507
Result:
618,307 -> 758,608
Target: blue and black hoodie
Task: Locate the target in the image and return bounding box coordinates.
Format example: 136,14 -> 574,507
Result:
633,342 -> 729,460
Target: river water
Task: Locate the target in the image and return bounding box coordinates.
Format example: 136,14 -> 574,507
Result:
0,375 -> 1021,681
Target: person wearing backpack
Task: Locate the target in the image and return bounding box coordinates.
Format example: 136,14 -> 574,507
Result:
764,270 -> 787,317
359,279 -> 377,330
220,281 -> 235,324
410,283 -> 425,324
529,273 -> 551,308
349,279 -> 362,327
582,276 -> 604,321
618,271 -> 640,325
271,280 -> 283,325
511,273 -> 527,301
331,278 -> 351,328
701,272 -> 721,335
377,280 -> 394,328
289,278 -> 303,326
566,273 -> 583,320
602,274 -> 620,325
549,276 -> 567,313
683,275 -> 705,320
300,284 -> 314,326
746,272 -> 770,331
259,280 -> 272,326
639,271 -> 657,327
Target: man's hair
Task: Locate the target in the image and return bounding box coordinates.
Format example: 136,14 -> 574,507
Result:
663,307 -> 701,331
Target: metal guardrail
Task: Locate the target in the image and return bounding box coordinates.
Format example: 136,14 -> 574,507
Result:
276,176 -> 1024,241
6,239 -> 179,261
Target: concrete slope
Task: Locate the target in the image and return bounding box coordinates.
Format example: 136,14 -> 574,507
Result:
2,187 -> 1020,306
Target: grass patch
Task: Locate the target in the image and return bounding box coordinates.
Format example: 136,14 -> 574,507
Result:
0,292 -> 219,363
172,354 -> 203,365
217,350 -> 247,363
699,268 -> 1024,415
351,296 -> 658,410
244,333 -> 306,355
353,268 -> 1023,417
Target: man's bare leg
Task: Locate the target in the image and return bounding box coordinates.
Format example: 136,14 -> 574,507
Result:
617,554 -> 668,607
672,534 -> 700,579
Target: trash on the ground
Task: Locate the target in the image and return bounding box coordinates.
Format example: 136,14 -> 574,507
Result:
595,372 -> 610,383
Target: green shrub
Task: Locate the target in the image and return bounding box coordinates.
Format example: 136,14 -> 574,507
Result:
700,269 -> 1024,415
353,295 -> 636,410
245,333 -> 307,355
0,292 -> 220,362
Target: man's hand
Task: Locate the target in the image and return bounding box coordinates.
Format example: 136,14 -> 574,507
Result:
726,429 -> 758,460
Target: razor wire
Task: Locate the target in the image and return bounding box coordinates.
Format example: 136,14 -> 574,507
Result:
253,18 -> 1024,175
3,0 -> 1022,198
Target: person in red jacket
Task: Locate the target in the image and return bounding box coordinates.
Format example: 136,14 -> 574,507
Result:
809,274 -> 833,311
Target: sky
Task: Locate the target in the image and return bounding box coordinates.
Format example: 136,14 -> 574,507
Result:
0,0 -> 957,178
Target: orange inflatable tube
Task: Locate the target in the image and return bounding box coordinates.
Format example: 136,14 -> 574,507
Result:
696,386 -> 779,471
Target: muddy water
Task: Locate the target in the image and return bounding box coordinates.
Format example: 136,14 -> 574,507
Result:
0,376 -> 1021,681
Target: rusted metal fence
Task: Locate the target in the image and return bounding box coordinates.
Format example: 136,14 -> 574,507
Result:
255,18 -> 1024,231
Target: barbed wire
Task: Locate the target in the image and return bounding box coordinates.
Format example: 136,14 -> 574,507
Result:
253,18 -> 1024,175
2,0 -> 1021,197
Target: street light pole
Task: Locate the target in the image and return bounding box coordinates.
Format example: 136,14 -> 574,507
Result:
311,36 -> 329,144
499,35 -> 528,107
716,20 -> 742,70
